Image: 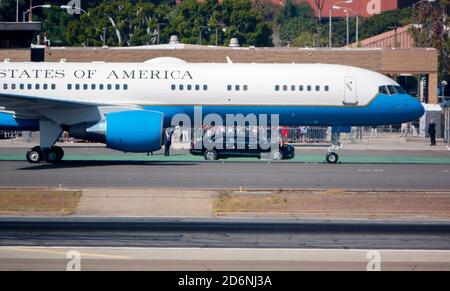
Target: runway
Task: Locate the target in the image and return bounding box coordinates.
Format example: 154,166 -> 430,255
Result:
0,160 -> 450,190
1,218 -> 449,250
1,218 -> 450,270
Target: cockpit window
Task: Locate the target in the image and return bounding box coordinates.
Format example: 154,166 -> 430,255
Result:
394,85 -> 406,94
387,85 -> 397,95
379,86 -> 389,95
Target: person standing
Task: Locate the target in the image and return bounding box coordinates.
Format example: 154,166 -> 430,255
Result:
428,120 -> 437,146
164,128 -> 173,156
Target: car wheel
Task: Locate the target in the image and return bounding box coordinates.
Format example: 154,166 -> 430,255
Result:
271,150 -> 284,161
204,149 -> 218,161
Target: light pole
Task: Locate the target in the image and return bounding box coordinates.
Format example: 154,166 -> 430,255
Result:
329,0 -> 353,48
198,26 -> 208,45
156,22 -> 168,45
334,5 -> 359,46
413,0 -> 436,9
23,4 -> 51,22
442,80 -> 448,98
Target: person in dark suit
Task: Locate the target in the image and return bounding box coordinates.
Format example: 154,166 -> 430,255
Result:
164,128 -> 173,156
428,121 -> 437,146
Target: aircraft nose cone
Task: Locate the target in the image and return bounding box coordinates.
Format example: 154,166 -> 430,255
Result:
411,97 -> 425,119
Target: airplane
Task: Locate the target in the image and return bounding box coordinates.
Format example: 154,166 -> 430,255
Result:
0,57 -> 424,164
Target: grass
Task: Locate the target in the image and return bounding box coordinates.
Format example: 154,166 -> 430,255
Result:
214,191 -> 290,215
0,188 -> 81,215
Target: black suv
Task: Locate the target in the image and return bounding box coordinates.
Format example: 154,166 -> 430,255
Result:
190,134 -> 295,161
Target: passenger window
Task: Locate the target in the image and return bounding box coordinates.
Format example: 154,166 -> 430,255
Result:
35,84 -> 40,90
20,84 -> 24,90
325,85 -> 329,92
11,84 -> 16,90
307,85 -> 311,91
27,84 -> 32,90
235,85 -> 240,91
123,84 -> 128,90
299,85 -> 304,91
43,84 -> 48,90
227,85 -> 232,91
107,84 -> 112,90
115,84 -> 120,90
75,84 -> 80,90
51,84 -> 56,90
83,84 -> 88,90
243,85 -> 248,91
315,85 -> 320,91
91,84 -> 96,90
283,85 -> 288,91
195,85 -> 200,91
99,84 -> 104,90
275,85 -> 280,91
291,85 -> 296,91
187,85 -> 192,91
3,84 -> 7,90
203,85 -> 208,91
171,84 -> 176,91
67,84 -> 72,90
179,85 -> 184,91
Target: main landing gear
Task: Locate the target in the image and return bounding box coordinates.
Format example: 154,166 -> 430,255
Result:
26,146 -> 64,164
25,120 -> 65,164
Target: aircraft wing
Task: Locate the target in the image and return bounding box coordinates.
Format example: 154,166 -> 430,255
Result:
0,93 -> 142,126
0,93 -> 101,113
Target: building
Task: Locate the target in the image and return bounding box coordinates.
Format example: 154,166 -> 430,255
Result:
275,0 -> 422,18
349,25 -> 415,49
0,22 -> 41,48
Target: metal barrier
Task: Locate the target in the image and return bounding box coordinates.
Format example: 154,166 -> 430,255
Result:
444,107 -> 450,144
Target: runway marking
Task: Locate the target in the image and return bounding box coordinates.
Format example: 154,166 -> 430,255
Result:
0,247 -> 132,259
357,169 -> 384,172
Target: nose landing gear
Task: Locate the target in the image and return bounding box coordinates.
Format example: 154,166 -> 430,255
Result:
326,143 -> 341,164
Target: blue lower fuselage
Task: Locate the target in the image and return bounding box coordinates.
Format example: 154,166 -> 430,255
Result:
0,94 -> 424,131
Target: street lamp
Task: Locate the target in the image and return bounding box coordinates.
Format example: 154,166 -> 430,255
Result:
333,5 -> 359,47
413,0 -> 436,9
198,26 -> 209,46
329,0 -> 353,48
156,22 -> 168,45
60,5 -> 89,15
23,4 -> 51,22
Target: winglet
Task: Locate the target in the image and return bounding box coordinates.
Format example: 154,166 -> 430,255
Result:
226,56 -> 233,64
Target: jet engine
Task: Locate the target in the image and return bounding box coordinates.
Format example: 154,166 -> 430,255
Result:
70,110 -> 164,153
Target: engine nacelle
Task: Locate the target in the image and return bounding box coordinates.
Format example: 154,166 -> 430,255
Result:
105,110 -> 164,152
70,110 -> 164,153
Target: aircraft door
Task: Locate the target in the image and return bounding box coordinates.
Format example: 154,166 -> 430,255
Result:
344,76 -> 358,105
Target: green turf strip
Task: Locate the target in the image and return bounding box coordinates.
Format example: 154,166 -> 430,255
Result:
1,153 -> 450,164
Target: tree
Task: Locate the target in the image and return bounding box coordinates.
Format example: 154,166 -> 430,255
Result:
411,0 -> 450,82
312,0 -> 326,22
0,0 -> 27,22
66,0 -> 170,46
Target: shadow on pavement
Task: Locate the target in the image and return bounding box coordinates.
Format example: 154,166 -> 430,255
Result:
17,160 -> 199,170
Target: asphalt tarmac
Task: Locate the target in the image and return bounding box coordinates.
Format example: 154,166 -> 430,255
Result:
0,160 -> 449,190
0,217 -> 449,250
